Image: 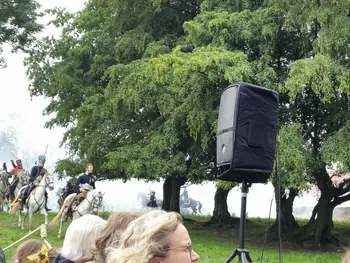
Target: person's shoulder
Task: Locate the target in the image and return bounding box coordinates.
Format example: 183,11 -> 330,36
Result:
78,173 -> 85,177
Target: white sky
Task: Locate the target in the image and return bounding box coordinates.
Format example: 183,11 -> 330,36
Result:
1,0 -> 347,218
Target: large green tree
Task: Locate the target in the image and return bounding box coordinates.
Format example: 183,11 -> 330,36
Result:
275,0 -> 350,247
0,0 -> 42,67
184,0 -> 350,247
268,123 -> 312,240
25,0 -> 208,213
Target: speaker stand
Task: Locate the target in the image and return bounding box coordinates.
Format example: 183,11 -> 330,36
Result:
224,181 -> 253,263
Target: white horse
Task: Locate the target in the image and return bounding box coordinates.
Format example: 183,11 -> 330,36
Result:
137,192 -> 162,211
10,171 -> 54,231
50,189 -> 104,238
0,170 -> 9,212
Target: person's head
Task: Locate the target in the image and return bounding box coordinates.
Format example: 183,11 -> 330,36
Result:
85,163 -> 93,174
61,214 -> 107,262
106,210 -> 200,263
151,191 -> 155,195
92,212 -> 142,263
16,159 -> 23,169
14,239 -> 51,263
37,155 -> 46,167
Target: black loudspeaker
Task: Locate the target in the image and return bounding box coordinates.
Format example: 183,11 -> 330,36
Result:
217,82 -> 279,183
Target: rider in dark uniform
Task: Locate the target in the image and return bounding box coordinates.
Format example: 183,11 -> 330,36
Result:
65,163 -> 96,217
180,187 -> 191,206
147,191 -> 158,208
18,155 -> 51,211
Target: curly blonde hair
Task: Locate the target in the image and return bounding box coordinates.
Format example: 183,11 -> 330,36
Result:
106,210 -> 183,263
92,212 -> 141,263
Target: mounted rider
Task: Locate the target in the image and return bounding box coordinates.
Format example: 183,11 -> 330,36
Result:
8,159 -> 25,198
181,187 -> 190,205
66,163 -> 96,216
147,190 -> 158,208
18,155 -> 51,211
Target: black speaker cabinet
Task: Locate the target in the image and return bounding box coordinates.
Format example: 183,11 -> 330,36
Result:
217,82 -> 279,183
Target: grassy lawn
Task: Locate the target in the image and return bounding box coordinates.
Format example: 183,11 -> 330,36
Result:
0,212 -> 345,263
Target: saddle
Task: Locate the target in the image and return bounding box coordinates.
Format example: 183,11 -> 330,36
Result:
71,192 -> 87,211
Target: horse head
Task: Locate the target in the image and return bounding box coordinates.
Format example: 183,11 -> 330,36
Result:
43,172 -> 54,191
0,171 -> 7,181
18,170 -> 29,186
92,190 -> 104,214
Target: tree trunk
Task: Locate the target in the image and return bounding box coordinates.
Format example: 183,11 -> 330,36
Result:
269,187 -> 300,240
205,187 -> 238,226
162,177 -> 172,211
294,167 -> 343,249
162,175 -> 186,212
294,193 -> 339,249
169,176 -> 187,212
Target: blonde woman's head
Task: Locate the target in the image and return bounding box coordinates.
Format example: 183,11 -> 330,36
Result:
106,210 -> 200,263
92,212 -> 141,263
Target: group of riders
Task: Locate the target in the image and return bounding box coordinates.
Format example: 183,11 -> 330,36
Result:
3,154 -> 192,214
2,155 -> 97,218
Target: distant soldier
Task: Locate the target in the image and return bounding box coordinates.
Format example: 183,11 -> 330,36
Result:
8,159 -> 25,198
181,187 -> 191,205
147,190 -> 158,208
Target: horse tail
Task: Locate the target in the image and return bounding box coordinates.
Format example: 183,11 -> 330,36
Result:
9,202 -> 18,215
198,201 -> 202,214
50,196 -> 71,227
49,204 -> 65,227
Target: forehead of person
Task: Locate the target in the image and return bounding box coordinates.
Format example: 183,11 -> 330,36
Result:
156,223 -> 200,263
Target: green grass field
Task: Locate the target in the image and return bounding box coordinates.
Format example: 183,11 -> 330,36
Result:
0,212 -> 345,263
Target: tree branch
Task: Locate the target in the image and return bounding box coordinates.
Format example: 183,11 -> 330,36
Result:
330,173 -> 350,188
331,192 -> 350,209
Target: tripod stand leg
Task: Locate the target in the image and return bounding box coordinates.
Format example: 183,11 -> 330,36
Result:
224,249 -> 239,263
245,252 -> 253,263
224,182 -> 254,263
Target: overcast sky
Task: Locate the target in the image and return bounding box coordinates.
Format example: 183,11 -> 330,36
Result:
0,0 -> 86,169
0,0 -> 339,217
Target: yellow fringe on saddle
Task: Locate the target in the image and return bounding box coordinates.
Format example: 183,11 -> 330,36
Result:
9,191 -> 33,207
10,196 -> 19,207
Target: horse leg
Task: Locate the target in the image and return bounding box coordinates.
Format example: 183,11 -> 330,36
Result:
18,210 -> 22,228
21,211 -> 28,230
191,206 -> 197,215
40,207 -> 48,225
58,209 -> 66,238
58,216 -> 63,238
28,210 -> 32,232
